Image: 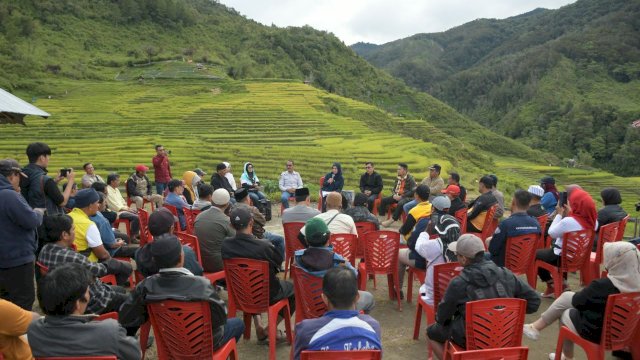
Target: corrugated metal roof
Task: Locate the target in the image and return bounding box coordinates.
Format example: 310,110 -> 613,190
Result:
0,88 -> 50,118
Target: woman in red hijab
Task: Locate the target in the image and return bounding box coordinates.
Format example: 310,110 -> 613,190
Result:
535,187 -> 597,297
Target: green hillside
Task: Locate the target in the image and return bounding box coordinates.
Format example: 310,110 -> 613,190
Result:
353,0 -> 640,176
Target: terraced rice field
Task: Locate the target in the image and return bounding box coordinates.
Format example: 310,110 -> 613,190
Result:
1,78 -> 639,235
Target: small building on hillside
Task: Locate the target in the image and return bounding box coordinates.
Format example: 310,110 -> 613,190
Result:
0,88 -> 50,125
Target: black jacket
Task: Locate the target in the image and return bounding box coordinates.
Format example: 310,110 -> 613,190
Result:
359,172 -> 383,195
221,233 -> 283,301
572,277 -> 620,343
467,192 -> 498,221
210,173 -> 234,195
119,269 -> 228,348
435,259 -> 540,347
447,197 -> 467,216
596,205 -> 627,231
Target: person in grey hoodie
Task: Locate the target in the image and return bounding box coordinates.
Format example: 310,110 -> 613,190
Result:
0,159 -> 44,310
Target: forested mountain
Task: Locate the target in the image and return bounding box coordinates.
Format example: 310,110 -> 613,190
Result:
353,0 -> 640,175
0,0 -> 547,163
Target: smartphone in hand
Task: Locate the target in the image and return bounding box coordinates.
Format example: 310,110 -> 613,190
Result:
559,191 -> 568,207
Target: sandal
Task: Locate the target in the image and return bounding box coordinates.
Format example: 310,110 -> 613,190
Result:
257,329 -> 288,345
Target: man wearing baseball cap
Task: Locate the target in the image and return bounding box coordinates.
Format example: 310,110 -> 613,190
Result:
441,184 -> 466,216
126,164 -> 163,211
427,234 -> 540,359
0,159 -> 44,310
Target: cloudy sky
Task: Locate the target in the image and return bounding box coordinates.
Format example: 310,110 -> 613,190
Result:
219,0 -> 577,45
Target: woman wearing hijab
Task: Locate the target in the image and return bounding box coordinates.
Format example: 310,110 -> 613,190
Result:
321,163 -> 344,212
181,171 -> 202,205
597,188 -> 627,229
535,187 -> 598,297
540,176 -> 559,215
240,162 -> 266,208
524,241 -> 640,360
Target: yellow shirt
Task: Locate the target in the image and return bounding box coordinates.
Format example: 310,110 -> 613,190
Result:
105,186 -> 127,212
469,210 -> 488,231
69,208 -> 100,262
0,299 -> 33,360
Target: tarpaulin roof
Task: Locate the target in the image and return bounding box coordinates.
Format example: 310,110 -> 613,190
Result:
0,88 -> 50,125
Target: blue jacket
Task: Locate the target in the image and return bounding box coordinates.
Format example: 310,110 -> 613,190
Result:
540,192 -> 557,215
90,212 -> 118,256
0,174 -> 42,268
293,310 -> 381,360
489,212 -> 540,267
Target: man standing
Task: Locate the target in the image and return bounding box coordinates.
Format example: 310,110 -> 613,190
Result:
0,159 -> 43,310
359,162 -> 383,212
403,164 -> 444,214
126,164 -> 163,210
81,162 -> 104,189
279,160 -> 303,209
426,234 -> 540,359
194,189 -> 235,273
378,163 -> 416,226
487,190 -> 541,267
292,267 -> 381,360
282,188 -> 320,224
152,144 -> 171,196
21,142 -> 75,216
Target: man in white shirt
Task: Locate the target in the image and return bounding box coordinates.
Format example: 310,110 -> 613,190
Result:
299,192 -> 357,243
279,160 -> 303,209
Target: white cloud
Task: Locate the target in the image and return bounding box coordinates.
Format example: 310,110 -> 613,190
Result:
219,0 -> 577,44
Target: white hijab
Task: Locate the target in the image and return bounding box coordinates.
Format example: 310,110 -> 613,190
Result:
603,242 -> 640,293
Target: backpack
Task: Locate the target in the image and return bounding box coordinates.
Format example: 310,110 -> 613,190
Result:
458,268 -> 510,301
259,199 -> 272,221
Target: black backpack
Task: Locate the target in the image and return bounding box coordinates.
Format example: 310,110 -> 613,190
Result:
458,268 -> 510,301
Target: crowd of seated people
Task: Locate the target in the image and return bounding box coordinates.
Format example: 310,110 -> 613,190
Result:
1,141 -> 639,360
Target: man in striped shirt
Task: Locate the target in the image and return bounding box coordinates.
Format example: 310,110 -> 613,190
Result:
293,267 -> 381,359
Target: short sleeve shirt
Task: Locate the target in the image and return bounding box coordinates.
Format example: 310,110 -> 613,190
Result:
0,299 -> 33,360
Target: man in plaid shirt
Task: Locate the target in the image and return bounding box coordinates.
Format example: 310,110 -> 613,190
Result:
38,214 -> 127,315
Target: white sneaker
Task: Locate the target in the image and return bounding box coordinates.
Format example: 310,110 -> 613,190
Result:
523,324 -> 540,341
548,352 -> 572,360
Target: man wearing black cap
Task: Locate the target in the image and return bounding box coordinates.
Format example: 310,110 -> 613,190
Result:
282,187 -> 320,224
231,188 -> 285,259
0,159 -> 44,310
69,188 -> 133,285
222,207 -> 295,340
121,234 -> 244,350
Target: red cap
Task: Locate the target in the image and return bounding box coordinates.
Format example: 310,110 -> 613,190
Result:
441,185 -> 461,196
135,164 -> 149,172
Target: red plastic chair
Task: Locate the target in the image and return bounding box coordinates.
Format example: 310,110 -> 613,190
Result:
280,196 -> 296,215
223,258 -> 293,360
553,292 -> 640,360
450,347 -> 529,360
467,204 -> 498,242
147,300 -> 238,360
330,233 -> 357,266
371,193 -> 382,216
162,204 -> 181,230
355,222 -> 377,259
454,208 -> 468,234
126,196 -> 155,212
444,298 -> 527,360
35,357 -> 116,360
581,221 -> 619,286
112,217 -> 132,237
536,214 -> 549,248
504,233 -> 540,288
36,261 -> 117,286
283,222 -> 306,279
406,268 -> 425,304
300,350 -> 382,359
137,208 -> 151,247
385,202 -> 407,222
615,215 -> 629,241
534,229 -> 594,299
317,177 -> 325,211
413,262 -> 461,344
359,231 -> 402,311
175,232 -> 225,290
183,207 -> 201,235
291,265 -> 327,323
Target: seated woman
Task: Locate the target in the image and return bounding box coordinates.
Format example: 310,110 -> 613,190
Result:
240,162 -> 266,211
597,187 -> 627,230
321,162 -> 344,212
523,241 -> 640,360
536,187 -> 597,297
344,193 -> 379,230
182,171 -> 202,205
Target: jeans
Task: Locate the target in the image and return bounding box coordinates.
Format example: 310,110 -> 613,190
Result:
403,199 -> 417,214
366,194 -> 378,212
281,191 -> 294,208
248,191 -> 266,204
264,232 -> 285,261
155,182 -> 167,196
217,317 -> 245,349
0,261 -> 35,310
118,212 -> 140,236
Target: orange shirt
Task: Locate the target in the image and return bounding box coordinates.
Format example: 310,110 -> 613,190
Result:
0,299 -> 33,360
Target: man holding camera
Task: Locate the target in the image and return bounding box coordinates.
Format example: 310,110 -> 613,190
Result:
152,144 -> 172,196
21,142 -> 75,216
